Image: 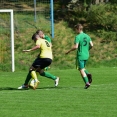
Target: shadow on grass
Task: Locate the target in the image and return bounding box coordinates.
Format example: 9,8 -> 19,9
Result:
0,87 -> 28,91
0,86 -> 79,91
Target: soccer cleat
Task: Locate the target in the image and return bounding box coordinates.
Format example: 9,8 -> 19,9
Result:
84,83 -> 90,89
87,74 -> 92,83
18,84 -> 28,89
29,80 -> 40,90
55,77 -> 59,87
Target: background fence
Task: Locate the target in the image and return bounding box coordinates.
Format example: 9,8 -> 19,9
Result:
0,0 -> 52,71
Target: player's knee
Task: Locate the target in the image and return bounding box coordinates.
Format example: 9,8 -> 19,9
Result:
79,68 -> 85,71
29,66 -> 35,71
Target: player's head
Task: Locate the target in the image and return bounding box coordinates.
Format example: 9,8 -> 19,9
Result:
74,24 -> 83,33
36,30 -> 44,38
32,33 -> 39,42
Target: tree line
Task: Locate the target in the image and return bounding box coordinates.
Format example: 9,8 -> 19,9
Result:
55,0 -> 117,42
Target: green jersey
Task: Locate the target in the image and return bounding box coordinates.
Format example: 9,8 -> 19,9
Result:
44,35 -> 51,43
74,32 -> 91,60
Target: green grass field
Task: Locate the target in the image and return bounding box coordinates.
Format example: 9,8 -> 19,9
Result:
0,67 -> 117,117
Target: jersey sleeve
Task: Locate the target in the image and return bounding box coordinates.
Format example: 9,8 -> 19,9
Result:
74,35 -> 79,44
36,39 -> 41,46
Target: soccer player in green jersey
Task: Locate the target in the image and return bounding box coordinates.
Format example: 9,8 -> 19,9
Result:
18,33 -> 59,90
65,24 -> 93,89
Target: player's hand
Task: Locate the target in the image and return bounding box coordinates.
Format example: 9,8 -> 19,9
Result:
23,49 -> 31,52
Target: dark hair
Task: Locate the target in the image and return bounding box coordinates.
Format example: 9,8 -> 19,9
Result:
32,33 -> 38,40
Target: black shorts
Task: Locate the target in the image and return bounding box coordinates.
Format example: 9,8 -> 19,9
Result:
32,58 -> 52,69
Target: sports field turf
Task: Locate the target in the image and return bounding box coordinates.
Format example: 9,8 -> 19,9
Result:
0,67 -> 117,117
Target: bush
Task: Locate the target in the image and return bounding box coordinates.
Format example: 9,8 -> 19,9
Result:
97,30 -> 117,42
87,4 -> 117,31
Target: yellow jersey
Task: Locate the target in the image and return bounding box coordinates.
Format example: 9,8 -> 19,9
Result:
36,38 -> 53,59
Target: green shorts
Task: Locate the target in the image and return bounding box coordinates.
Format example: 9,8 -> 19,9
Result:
76,60 -> 87,69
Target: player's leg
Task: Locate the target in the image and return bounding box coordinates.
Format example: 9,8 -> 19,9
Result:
84,60 -> 92,83
78,60 -> 90,89
18,58 -> 39,90
38,69 -> 59,87
29,59 -> 41,89
37,58 -> 59,87
29,67 -> 40,89
18,69 -> 32,89
84,71 -> 92,83
29,75 -> 40,90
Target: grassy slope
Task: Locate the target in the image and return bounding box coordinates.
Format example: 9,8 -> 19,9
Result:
1,19 -> 117,71
0,1 -> 117,71
52,21 -> 117,69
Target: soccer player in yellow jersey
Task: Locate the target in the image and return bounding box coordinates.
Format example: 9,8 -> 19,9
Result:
18,33 -> 59,90
36,30 -> 52,70
29,30 -> 52,87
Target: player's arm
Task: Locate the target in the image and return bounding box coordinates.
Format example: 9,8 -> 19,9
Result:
65,43 -> 78,54
89,41 -> 93,50
23,45 -> 40,52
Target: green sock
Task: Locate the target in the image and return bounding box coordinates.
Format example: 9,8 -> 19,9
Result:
83,77 -> 89,84
40,72 -> 57,80
24,71 -> 31,85
84,69 -> 89,75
